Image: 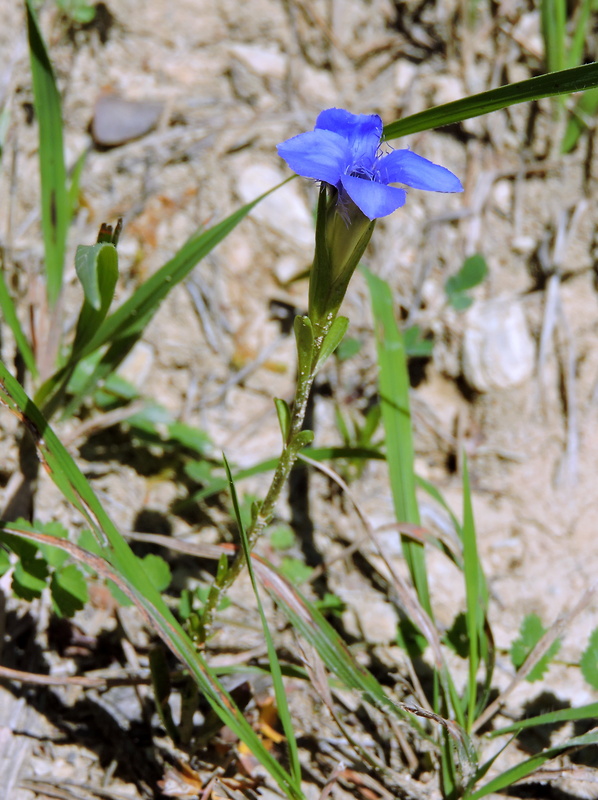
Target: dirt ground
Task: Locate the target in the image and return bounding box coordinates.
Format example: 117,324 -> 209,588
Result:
0,0 -> 597,798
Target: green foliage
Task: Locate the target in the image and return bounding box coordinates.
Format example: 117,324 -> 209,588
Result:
445,613 -> 470,659
404,324 -> 434,357
0,546 -> 10,576
26,0 -> 69,308
279,557 -> 313,585
56,0 -> 97,24
445,254 -> 488,311
269,524 -> 295,550
510,613 -> 562,682
0,519 -> 88,614
538,0 -> 598,148
50,563 -> 89,616
397,616 -> 428,660
383,62 -> 598,140
335,336 -> 362,361
580,627 -> 598,689
141,553 -> 172,593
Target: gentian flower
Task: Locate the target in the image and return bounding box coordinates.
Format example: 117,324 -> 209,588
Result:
277,108 -> 463,220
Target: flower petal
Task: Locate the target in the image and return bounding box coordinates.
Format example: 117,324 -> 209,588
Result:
341,174 -> 406,219
316,108 -> 382,168
277,129 -> 351,184
376,149 -> 463,193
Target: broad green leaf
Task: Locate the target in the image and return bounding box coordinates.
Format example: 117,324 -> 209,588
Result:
279,557 -> 313,585
384,62 -> 598,140
511,613 -> 561,681
51,563 -> 89,617
140,553 -> 171,593
269,524 -> 295,551
445,254 -> 488,296
26,0 -> 69,307
580,627 -> 598,689
57,0 -> 97,24
404,325 -> 434,358
13,557 -> 48,600
335,336 -> 361,361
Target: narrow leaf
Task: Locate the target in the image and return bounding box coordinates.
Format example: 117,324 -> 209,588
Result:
0,265 -> 38,376
384,62 -> 598,140
26,0 -> 69,307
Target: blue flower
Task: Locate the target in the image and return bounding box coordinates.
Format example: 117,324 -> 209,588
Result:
277,108 -> 463,220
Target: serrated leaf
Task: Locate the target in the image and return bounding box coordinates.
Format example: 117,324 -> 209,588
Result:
13,558 -> 49,600
141,554 -> 171,593
580,628 -> 598,689
511,613 -> 561,682
51,563 -> 88,617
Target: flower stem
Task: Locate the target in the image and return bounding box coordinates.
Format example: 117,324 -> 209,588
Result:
199,330 -> 326,639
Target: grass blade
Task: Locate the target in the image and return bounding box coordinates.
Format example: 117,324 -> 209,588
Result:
35,178 -> 292,414
0,361 -> 301,799
540,0 -> 566,75
461,455 -> 486,731
26,0 -> 69,308
224,456 -> 303,793
465,730 -> 598,799
364,267 -> 430,614
490,702 -> 598,736
383,61 -> 598,140
0,260 -> 38,376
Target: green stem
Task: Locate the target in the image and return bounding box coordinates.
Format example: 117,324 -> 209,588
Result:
200,329 -> 328,638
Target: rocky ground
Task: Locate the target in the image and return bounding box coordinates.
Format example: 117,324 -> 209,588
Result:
0,0 -> 597,798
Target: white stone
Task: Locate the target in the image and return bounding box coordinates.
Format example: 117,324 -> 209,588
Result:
238,163 -> 314,248
229,44 -> 287,80
462,298 -> 535,392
